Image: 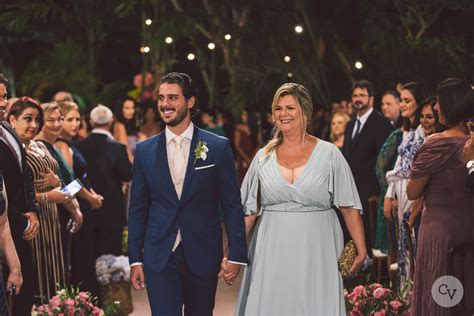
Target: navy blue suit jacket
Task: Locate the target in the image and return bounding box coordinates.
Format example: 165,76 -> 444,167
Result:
128,127 -> 248,275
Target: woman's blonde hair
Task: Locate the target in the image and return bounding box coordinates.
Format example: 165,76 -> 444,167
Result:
263,83 -> 313,156
40,102 -> 60,117
57,100 -> 79,117
329,112 -> 350,141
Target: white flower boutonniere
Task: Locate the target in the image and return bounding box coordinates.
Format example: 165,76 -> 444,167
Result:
194,140 -> 209,163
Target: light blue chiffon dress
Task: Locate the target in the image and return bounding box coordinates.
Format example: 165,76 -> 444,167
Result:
235,140 -> 362,316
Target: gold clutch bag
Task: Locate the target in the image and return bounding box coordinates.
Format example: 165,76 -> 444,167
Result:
338,240 -> 357,278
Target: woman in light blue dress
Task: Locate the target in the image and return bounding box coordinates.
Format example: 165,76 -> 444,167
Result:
233,83 -> 367,315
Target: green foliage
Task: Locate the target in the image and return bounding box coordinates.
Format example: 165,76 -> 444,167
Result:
0,0 -> 471,114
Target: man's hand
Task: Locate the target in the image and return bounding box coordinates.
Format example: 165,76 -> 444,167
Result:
6,269 -> 22,295
218,258 -> 241,286
130,265 -> 146,290
23,212 -> 39,240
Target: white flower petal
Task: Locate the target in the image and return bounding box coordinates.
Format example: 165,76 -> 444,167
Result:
201,152 -> 207,160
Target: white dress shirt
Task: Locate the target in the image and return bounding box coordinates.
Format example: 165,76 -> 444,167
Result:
131,122 -> 245,267
352,107 -> 373,139
0,125 -> 22,168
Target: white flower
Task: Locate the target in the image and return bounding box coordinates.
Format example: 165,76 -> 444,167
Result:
202,145 -> 209,152
200,152 -> 207,161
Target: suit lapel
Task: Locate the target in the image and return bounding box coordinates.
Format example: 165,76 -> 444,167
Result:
1,122 -> 24,173
345,119 -> 355,154
156,133 -> 179,203
351,111 -> 375,150
179,126 -> 199,205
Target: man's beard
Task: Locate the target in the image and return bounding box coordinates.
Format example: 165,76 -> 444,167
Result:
354,101 -> 369,113
163,106 -> 189,127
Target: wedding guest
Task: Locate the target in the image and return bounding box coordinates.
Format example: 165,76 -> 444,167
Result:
139,101 -> 162,138
341,80 -> 392,254
77,105 -> 132,257
113,97 -> 145,162
8,98 -> 78,303
381,90 -> 402,128
36,102 -> 84,283
419,96 -> 445,137
56,100 -> 104,294
0,178 -> 24,315
1,76 -> 39,315
235,83 -> 367,315
234,109 -> 262,183
383,82 -> 429,286
330,112 -> 350,149
201,108 -> 226,136
408,78 -> 474,315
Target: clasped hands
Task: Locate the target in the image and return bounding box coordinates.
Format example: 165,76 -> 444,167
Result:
218,257 -> 241,286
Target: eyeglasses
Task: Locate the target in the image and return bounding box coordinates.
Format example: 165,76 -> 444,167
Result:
352,93 -> 369,98
45,117 -> 64,124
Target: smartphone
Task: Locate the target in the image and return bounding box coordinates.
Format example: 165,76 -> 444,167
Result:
61,179 -> 83,197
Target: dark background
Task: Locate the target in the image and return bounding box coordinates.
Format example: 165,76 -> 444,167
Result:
0,0 -> 472,115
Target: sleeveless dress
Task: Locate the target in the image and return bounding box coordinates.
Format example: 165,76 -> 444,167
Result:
236,140 -> 362,315
56,138 -> 99,295
25,141 -> 66,302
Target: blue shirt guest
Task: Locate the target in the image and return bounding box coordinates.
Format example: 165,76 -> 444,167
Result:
128,72 -> 247,315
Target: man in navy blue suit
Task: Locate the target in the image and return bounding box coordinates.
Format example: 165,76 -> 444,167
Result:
128,72 -> 248,315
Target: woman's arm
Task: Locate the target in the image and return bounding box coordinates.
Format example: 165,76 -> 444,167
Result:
244,214 -> 258,240
0,183 -> 23,294
340,207 -> 367,274
407,177 -> 429,200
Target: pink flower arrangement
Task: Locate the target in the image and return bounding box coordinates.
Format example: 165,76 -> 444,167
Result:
345,282 -> 411,315
32,286 -> 119,316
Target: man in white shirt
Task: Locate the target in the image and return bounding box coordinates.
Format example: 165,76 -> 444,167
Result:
128,72 -> 247,315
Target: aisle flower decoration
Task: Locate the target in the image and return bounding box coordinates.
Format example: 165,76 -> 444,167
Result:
32,286 -> 118,315
95,255 -> 130,285
345,281 -> 412,315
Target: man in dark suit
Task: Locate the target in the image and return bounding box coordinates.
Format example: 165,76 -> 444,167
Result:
0,73 -> 39,315
342,80 -> 393,254
128,72 -> 247,315
77,104 -> 132,257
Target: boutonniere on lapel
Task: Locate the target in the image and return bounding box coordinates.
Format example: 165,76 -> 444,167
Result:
194,140 -> 209,164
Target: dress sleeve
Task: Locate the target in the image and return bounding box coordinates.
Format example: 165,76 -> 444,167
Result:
410,137 -> 459,179
375,129 -> 402,191
241,149 -> 263,216
329,145 -> 363,213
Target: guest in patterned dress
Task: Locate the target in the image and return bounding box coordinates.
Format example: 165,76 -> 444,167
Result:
383,82 -> 430,287
408,78 -> 474,315
7,98 -> 74,303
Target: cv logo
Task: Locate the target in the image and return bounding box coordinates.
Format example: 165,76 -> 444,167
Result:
431,275 -> 463,308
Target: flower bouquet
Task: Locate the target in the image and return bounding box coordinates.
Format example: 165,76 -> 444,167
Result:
345,282 -> 411,315
32,286 -> 118,315
95,255 -> 133,315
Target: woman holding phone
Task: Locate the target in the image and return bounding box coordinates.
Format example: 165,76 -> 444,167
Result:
55,100 -> 103,294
